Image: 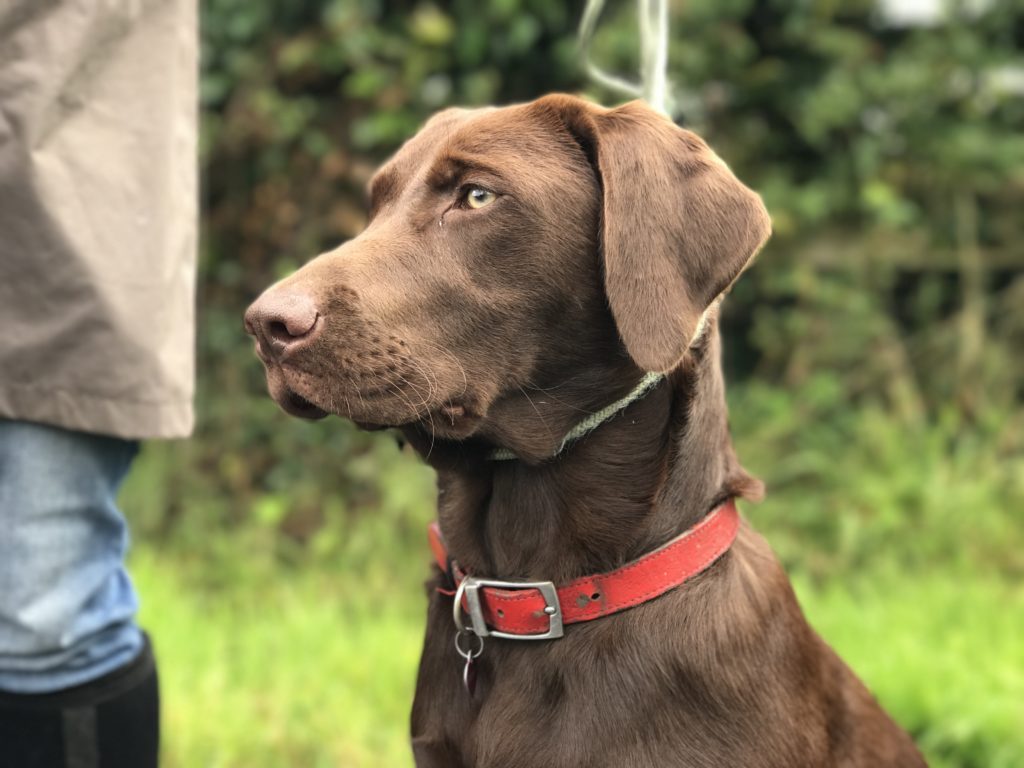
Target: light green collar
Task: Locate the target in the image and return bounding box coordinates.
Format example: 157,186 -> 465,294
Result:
489,371 -> 665,461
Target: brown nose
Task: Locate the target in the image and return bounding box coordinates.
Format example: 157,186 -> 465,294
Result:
244,291 -> 319,359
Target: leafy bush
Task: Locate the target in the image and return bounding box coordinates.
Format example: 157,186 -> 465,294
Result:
165,0 -> 1024,547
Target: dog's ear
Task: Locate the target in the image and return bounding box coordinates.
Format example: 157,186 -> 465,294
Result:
534,95 -> 771,372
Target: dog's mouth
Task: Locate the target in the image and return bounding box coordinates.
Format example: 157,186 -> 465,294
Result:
262,364 -> 328,421
269,365 -> 483,436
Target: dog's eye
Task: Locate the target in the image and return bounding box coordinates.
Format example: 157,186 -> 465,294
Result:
465,187 -> 497,209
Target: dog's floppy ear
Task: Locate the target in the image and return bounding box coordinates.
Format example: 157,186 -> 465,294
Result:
535,95 -> 771,372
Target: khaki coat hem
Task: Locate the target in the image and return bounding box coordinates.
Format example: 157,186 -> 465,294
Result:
0,381 -> 193,441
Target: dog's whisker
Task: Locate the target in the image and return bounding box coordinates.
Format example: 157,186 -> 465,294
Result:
517,384 -> 556,443
522,380 -> 597,416
395,374 -> 429,418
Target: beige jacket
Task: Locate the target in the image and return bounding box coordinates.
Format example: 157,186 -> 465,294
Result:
0,0 -> 198,439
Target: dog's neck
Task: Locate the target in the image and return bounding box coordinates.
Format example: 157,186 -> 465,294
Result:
406,323 -> 757,584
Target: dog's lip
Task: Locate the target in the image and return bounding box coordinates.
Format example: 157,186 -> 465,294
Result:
263,357 -> 479,429
284,393 -> 327,417
253,340 -> 270,365
353,420 -> 391,431
280,390 -> 329,420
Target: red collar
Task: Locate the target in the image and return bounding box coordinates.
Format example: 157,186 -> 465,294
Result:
428,499 -> 739,640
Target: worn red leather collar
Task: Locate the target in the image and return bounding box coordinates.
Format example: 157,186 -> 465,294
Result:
428,498 -> 739,640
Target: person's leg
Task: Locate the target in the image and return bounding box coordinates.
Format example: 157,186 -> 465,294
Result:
0,420 -> 159,768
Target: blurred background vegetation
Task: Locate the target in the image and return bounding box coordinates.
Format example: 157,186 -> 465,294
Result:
118,1 -> 1023,765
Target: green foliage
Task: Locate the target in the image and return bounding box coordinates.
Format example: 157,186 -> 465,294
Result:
732,378 -> 1024,578
152,0 -> 1023,595
190,2 -> 1024,546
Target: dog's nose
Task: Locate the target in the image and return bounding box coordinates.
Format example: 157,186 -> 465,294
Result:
244,291 -> 319,358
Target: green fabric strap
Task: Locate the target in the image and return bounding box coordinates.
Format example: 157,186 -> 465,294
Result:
490,371 -> 665,461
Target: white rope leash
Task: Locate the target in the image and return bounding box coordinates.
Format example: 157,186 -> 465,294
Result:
579,0 -> 672,116
490,372 -> 664,461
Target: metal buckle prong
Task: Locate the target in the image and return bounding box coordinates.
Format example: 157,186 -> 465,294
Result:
453,576 -> 564,640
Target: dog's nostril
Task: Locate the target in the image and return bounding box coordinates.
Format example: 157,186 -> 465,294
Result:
268,320 -> 297,344
270,305 -> 318,339
245,291 -> 320,355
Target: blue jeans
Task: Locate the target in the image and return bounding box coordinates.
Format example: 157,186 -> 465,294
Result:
0,420 -> 144,693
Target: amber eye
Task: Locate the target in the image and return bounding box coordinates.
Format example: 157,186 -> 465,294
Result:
465,187 -> 497,209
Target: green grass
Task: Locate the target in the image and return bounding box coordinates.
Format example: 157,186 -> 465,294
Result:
134,549 -> 424,768
134,548 -> 1024,767
794,572 -> 1024,768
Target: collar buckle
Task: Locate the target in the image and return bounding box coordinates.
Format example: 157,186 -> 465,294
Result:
453,576 -> 564,640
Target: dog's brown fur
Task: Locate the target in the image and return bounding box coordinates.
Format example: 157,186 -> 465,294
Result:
246,94 -> 926,767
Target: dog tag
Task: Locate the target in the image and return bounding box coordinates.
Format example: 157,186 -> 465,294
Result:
454,630 -> 484,697
462,655 -> 478,696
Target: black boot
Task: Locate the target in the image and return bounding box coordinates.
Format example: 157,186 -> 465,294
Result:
0,635 -> 159,768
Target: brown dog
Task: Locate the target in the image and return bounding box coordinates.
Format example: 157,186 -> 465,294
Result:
245,94 -> 926,767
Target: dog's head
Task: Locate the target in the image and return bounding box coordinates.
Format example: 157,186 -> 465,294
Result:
245,94 -> 770,456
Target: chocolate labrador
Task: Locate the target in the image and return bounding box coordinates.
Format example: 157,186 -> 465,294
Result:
245,94 -> 926,767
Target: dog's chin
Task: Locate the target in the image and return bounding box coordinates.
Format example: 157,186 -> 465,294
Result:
351,406 -> 482,439
345,397 -> 486,440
